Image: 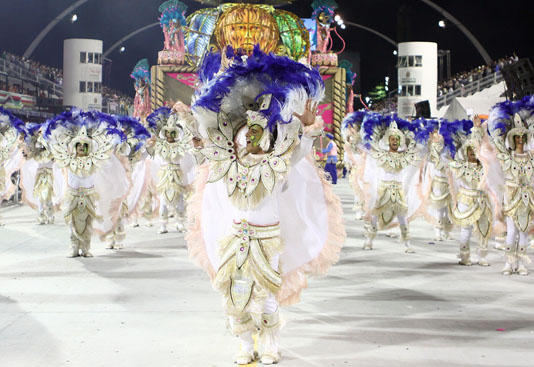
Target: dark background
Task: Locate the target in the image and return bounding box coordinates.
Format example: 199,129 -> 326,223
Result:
1,0 -> 531,97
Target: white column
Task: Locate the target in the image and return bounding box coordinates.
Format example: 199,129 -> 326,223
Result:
63,39 -> 103,111
397,42 -> 437,118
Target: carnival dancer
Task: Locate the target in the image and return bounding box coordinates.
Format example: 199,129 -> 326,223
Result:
342,111 -> 368,220
147,105 -> 196,234
322,133 -> 338,184
0,107 -> 25,223
42,109 -> 130,257
360,114 -> 424,253
131,59 -> 152,122
488,96 -> 534,275
106,115 -> 150,249
19,123 -> 64,224
416,118 -> 456,241
188,48 -> 345,365
448,117 -> 501,267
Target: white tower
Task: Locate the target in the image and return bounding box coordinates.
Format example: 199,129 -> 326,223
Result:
397,42 -> 437,118
63,39 -> 103,111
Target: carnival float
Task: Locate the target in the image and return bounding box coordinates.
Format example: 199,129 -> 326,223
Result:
143,0 -> 352,160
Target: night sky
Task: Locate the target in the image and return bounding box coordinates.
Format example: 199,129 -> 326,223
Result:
0,0 -> 531,97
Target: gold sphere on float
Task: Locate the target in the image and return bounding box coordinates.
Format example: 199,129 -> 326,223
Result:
215,4 -> 279,55
184,3 -> 309,65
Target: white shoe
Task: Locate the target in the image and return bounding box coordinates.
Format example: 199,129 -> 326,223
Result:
478,258 -> 489,267
363,239 -> 373,250
501,262 -> 513,275
354,212 -> 363,221
131,223 -> 140,228
516,261 -> 528,276
106,242 -> 115,250
458,252 -> 471,266
235,351 -> 257,365
176,223 -> 186,233
145,222 -> 153,228
158,226 -> 168,234
81,251 -> 93,258
113,243 -> 124,250
261,353 -> 279,365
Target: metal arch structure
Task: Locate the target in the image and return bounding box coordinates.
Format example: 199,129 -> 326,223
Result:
103,22 -> 160,58
23,0 -> 90,58
343,21 -> 397,48
419,0 -> 492,63
22,0 -> 491,65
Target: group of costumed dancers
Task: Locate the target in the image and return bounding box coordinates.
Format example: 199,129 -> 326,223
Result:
0,47 -> 533,364
342,96 -> 534,275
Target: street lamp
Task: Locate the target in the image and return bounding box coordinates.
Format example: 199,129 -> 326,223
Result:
71,14 -> 78,23
438,19 -> 446,28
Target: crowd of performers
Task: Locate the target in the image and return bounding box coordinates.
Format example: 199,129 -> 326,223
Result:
0,47 -> 533,365
341,97 -> 534,275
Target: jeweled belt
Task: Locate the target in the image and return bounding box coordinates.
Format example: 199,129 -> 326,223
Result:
379,180 -> 403,190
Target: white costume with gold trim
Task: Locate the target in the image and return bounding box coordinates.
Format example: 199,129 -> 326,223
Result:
42,111 -> 130,257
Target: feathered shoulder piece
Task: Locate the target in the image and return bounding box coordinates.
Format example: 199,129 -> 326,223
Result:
413,118 -> 439,145
0,106 -> 25,141
41,109 -> 126,176
147,106 -> 171,136
342,110 -> 367,130
116,115 -> 151,155
22,122 -> 51,162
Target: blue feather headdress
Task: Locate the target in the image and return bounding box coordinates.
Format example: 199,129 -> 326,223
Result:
130,59 -> 150,85
361,113 -> 419,143
42,109 -> 126,143
147,107 -> 171,129
194,45 -> 324,132
116,115 -> 150,152
438,119 -> 473,158
159,0 -> 187,27
413,118 -> 440,144
342,110 -> 368,130
0,106 -> 26,136
488,95 -> 534,136
23,122 -> 43,144
311,0 -> 338,19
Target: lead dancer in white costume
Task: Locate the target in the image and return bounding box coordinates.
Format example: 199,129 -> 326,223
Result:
488,96 -> 534,275
187,48 -> 345,365
20,123 -> 64,224
42,110 -> 130,257
147,105 -> 196,234
360,114 -> 424,253
0,108 -> 25,221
